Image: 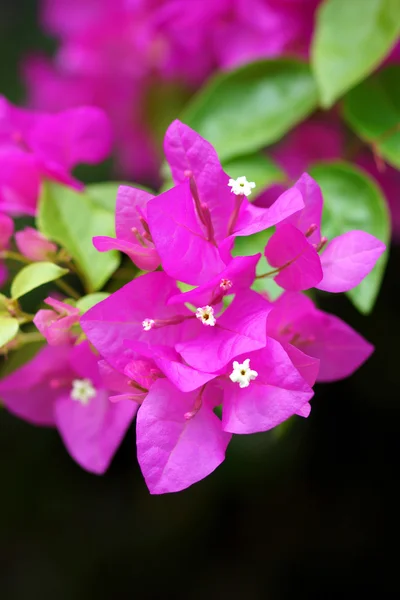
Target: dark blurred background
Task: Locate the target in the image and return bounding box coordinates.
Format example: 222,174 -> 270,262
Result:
1,3 -> 399,599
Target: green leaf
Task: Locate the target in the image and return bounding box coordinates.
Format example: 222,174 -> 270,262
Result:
223,154 -> 285,195
311,0 -> 400,107
11,262 -> 69,300
309,162 -> 390,313
343,65 -> 400,169
181,59 -> 318,162
76,292 -> 110,313
86,181 -> 154,213
37,182 -> 120,292
0,316 -> 19,347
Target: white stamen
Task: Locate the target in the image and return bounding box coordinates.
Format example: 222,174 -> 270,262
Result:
196,305 -> 216,326
142,318 -> 155,331
228,176 -> 256,197
220,278 -> 233,291
229,359 -> 258,388
70,378 -> 96,405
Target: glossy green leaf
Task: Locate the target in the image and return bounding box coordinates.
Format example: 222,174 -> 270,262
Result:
310,162 -> 390,313
0,316 -> 19,348
181,59 -> 318,161
11,262 -> 69,300
343,66 -> 400,169
312,0 -> 400,107
76,292 -> 110,313
37,182 -> 120,293
224,154 -> 285,195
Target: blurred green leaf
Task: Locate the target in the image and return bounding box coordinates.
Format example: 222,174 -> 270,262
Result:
181,59 -> 318,161
311,0 -> 400,107
310,162 -> 390,313
224,154 -> 285,195
0,341 -> 44,379
11,262 -> 68,300
37,182 -> 120,293
76,292 -> 110,313
343,65 -> 400,168
0,316 -> 19,347
86,181 -> 153,213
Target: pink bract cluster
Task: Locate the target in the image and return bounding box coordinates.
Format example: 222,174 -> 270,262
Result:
0,95 -> 112,216
24,0 -> 320,182
0,122 -> 385,494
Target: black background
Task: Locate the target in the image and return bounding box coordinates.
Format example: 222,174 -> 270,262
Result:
1,3 -> 399,598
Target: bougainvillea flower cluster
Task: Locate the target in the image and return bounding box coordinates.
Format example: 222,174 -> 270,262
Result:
0,95 -> 111,215
24,0 -> 320,182
0,122 -> 384,493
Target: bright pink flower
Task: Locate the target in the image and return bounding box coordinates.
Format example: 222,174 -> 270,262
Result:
147,121 -> 303,284
0,95 -> 112,215
267,292 -> 374,382
15,227 -> 57,261
0,212 -> 13,286
0,341 -> 137,473
264,173 -> 386,292
93,185 -> 160,271
33,297 -> 80,345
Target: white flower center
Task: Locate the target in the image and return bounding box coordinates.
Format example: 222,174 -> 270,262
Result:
142,318 -> 155,331
196,305 -> 216,326
228,176 -> 256,197
70,378 -> 96,405
229,359 -> 258,388
220,278 -> 233,291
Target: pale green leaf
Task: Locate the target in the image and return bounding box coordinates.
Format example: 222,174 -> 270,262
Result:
0,317 -> 19,347
11,262 -> 69,300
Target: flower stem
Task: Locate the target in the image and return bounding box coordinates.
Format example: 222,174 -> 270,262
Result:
55,278 -> 80,300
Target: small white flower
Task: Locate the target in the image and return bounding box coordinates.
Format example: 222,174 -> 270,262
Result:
70,378 -> 96,405
228,176 -> 256,197
142,318 -> 155,331
220,278 -> 233,291
196,305 -> 216,326
229,359 -> 258,388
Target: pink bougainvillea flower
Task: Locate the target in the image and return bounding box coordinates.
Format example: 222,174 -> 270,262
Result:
136,378 -> 231,494
0,212 -> 13,286
93,185 -> 160,271
33,297 -> 80,346
136,334 -> 313,493
0,341 -> 137,473
147,121 -> 303,284
266,291 -> 374,382
264,173 -> 386,292
15,227 -> 57,261
0,95 -> 112,215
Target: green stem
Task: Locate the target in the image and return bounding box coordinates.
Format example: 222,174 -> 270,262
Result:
55,278 -> 80,300
2,250 -> 30,264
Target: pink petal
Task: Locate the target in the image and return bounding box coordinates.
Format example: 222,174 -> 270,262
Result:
0,212 -> 14,248
27,106 -> 112,169
164,120 -> 235,242
282,172 -> 323,244
317,231 -> 386,293
93,236 -> 160,272
55,388 -> 137,474
265,223 -> 323,291
176,290 -> 271,372
0,344 -> 73,426
136,379 -> 231,494
0,149 -> 40,216
283,343 -> 320,387
81,271 -> 187,372
147,181 -> 227,285
114,186 -> 155,242
294,310 -> 374,382
222,339 -> 314,434
235,185 -> 304,237
15,227 -> 57,261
